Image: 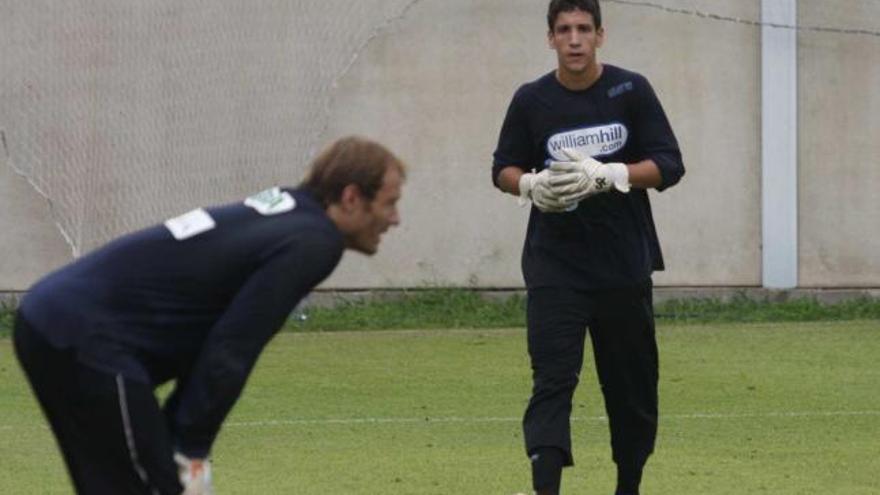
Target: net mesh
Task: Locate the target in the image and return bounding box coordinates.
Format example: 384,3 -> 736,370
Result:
0,0 -> 416,255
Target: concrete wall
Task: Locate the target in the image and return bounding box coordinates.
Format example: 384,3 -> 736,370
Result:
798,0 -> 880,287
1,0 -> 878,291
320,0 -> 766,288
0,159 -> 71,289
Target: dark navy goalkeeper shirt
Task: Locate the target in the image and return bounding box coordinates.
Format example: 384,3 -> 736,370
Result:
19,187 -> 343,457
492,65 -> 684,289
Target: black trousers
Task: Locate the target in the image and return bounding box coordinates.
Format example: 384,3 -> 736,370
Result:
13,314 -> 183,495
523,283 -> 658,476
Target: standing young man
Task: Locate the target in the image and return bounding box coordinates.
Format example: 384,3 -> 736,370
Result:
492,1 -> 684,494
14,136 -> 405,494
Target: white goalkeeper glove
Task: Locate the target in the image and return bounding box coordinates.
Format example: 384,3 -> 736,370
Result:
547,148 -> 630,203
174,452 -> 214,495
518,169 -> 574,213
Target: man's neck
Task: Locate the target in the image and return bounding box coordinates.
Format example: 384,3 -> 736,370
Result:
555,62 -> 603,91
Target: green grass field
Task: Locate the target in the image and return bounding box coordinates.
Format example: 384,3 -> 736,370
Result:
1,320 -> 878,494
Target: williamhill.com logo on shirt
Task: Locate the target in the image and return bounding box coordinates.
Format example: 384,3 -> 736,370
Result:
546,123 -> 629,161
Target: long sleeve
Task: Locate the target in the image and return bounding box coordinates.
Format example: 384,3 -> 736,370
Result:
631,75 -> 685,192
166,232 -> 342,457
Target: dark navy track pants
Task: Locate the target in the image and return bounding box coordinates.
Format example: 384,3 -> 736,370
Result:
13,314 -> 183,495
523,282 -> 658,478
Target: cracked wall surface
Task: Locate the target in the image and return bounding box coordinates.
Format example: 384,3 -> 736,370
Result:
0,0 -> 415,252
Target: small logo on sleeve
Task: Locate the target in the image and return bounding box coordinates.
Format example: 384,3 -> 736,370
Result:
546,123 -> 629,161
607,81 -> 634,98
244,187 -> 296,216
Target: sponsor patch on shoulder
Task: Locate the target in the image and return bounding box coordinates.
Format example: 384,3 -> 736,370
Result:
244,187 -> 296,216
164,208 -> 216,240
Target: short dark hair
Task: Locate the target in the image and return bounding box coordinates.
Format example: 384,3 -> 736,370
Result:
301,136 -> 406,208
547,0 -> 602,31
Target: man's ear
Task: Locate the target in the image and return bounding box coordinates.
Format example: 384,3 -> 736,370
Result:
339,184 -> 363,211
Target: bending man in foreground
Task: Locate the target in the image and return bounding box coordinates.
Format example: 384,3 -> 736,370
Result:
492,1 -> 685,494
14,136 -> 405,494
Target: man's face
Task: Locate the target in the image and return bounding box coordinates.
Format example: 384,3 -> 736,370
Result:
348,167 -> 403,255
547,9 -> 604,76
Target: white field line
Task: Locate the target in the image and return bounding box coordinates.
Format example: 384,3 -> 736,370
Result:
2,410 -> 878,432
224,410 -> 880,428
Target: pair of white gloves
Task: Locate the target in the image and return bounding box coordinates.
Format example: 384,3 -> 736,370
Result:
175,453 -> 214,495
519,148 -> 630,212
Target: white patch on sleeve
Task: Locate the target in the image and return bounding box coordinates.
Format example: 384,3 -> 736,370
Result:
244,187 -> 296,216
164,208 -> 216,240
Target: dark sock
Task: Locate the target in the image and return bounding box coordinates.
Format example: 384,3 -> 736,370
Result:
531,447 -> 565,494
615,463 -> 643,495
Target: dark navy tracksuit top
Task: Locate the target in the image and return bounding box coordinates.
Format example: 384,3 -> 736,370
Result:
492,65 -> 685,290
18,187 -> 344,457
